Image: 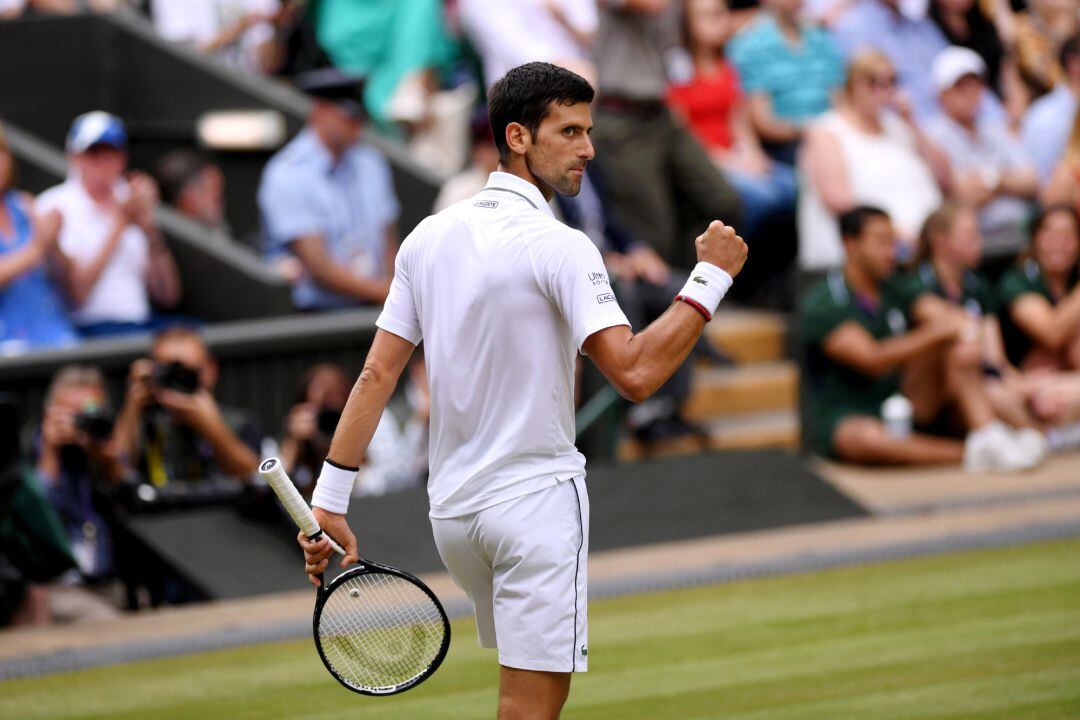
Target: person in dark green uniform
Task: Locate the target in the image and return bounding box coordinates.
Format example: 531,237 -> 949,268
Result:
897,203 -> 1044,439
996,204 -> 1080,427
800,206 -> 1043,470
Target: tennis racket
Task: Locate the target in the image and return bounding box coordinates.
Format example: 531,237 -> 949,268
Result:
258,457 -> 451,696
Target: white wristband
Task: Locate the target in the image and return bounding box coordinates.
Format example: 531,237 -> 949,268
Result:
677,262 -> 733,320
311,460 -> 358,515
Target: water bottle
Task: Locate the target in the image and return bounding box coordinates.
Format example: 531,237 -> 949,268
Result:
882,394 -> 913,439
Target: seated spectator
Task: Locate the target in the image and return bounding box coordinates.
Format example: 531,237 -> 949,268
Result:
1022,33 -> 1080,185
37,112 -> 182,338
150,0 -> 284,75
726,0 -> 844,164
928,0 -> 1025,122
799,51 -> 948,270
997,204 -> 1080,372
0,122 -> 78,353
280,361 -> 427,499
668,0 -> 798,242
433,115 -> 500,213
32,365 -> 124,621
925,47 -> 1039,254
896,203 -> 1048,435
800,205 -> 1044,469
154,150 -> 229,236
1013,0 -> 1077,102
591,0 -> 742,270
460,0 -> 598,86
113,326 -> 261,487
1043,110 -> 1080,210
831,0 -> 1004,122
258,70 -> 400,310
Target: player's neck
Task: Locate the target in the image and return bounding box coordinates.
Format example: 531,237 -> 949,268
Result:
497,160 -> 555,202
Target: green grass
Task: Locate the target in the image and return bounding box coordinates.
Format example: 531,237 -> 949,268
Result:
2,539 -> 1079,719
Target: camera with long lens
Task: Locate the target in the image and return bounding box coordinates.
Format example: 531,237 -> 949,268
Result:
75,408 -> 114,443
153,361 -> 200,394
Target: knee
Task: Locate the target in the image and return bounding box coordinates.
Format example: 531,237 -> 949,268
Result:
945,339 -> 981,373
833,418 -> 887,462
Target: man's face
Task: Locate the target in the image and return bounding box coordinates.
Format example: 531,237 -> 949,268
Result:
851,215 -> 898,281
312,102 -> 363,154
153,337 -> 213,389
74,145 -> 126,192
523,100 -> 595,198
51,385 -> 106,418
180,165 -> 226,226
940,74 -> 983,125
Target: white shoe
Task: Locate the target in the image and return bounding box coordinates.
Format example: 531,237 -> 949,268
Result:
964,422 -> 1037,473
1010,427 -> 1049,469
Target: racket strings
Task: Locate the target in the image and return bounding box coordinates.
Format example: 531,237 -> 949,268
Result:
318,571 -> 445,692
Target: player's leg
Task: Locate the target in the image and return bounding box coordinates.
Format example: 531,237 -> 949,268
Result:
832,416 -> 964,464
498,667 -> 571,720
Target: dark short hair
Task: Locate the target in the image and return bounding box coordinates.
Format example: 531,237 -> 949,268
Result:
1032,203 -> 1080,239
839,205 -> 890,241
487,62 -> 594,162
1060,32 -> 1080,72
155,150 -> 211,205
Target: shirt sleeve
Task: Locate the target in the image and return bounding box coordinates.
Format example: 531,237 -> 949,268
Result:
799,285 -> 846,346
375,234 -> 423,345
257,165 -> 327,251
996,269 -> 1035,313
530,227 -> 631,353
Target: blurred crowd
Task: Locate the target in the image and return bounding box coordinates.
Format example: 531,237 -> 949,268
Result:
3,0 -> 1080,623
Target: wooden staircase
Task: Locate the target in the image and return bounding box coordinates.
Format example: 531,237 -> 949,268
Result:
617,309 -> 800,460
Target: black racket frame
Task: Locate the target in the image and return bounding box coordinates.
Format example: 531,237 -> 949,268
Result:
314,553 -> 451,697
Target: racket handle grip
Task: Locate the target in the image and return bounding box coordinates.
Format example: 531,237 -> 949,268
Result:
259,457 -> 346,556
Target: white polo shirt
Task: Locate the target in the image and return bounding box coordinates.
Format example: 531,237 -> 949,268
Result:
377,171 -> 629,519
37,179 -> 151,327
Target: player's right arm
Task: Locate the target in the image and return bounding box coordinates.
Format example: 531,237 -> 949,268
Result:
583,221 -> 747,403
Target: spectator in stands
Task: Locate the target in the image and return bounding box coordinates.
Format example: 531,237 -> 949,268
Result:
799,51 -> 948,270
669,0 -> 798,242
1023,33 -> 1080,185
32,365 -> 125,620
150,0 -> 284,75
433,115 -> 500,213
280,361 -> 427,498
726,0 -> 844,164
37,112 -> 182,338
460,0 -> 598,86
258,70 -> 400,310
800,205 -> 1044,470
1042,110 -> 1080,209
0,122 -> 78,353
591,0 -> 741,270
925,47 -> 1039,254
1013,0 -> 1077,101
997,204 -> 1080,372
154,150 -> 228,235
928,0 -> 1025,122
113,326 -> 261,487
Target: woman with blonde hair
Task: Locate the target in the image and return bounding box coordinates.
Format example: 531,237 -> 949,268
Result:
798,51 -> 952,271
0,122 -> 77,353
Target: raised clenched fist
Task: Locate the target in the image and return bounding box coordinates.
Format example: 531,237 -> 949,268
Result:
695,220 -> 747,277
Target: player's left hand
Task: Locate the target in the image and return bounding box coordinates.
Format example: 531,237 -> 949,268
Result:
300,507 -> 360,587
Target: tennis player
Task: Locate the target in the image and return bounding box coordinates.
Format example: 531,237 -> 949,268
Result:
299,61 -> 747,718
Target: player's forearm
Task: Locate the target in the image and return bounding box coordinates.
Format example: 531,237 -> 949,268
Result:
613,302 -> 705,403
326,363 -> 401,470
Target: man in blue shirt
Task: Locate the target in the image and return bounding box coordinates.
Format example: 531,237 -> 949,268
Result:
258,69 -> 401,310
1021,33 -> 1080,184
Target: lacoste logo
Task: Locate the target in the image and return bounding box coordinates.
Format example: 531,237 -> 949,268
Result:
596,293 -> 615,304
692,276 -> 708,286
474,199 -> 498,209
580,645 -> 588,657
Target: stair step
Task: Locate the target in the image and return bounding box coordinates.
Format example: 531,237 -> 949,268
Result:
705,309 -> 787,364
684,361 -> 799,421
616,409 -> 800,461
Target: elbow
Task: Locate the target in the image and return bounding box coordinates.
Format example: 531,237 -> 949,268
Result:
615,369 -> 653,404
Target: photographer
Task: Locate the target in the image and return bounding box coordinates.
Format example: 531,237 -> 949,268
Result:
29,366 -> 123,622
113,327 -> 261,489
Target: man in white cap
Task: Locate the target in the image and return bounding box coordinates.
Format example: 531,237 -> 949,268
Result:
924,47 -> 1039,255
37,111 -> 182,337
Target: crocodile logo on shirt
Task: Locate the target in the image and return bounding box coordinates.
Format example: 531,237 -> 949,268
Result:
692,276 -> 708,286
580,645 -> 588,657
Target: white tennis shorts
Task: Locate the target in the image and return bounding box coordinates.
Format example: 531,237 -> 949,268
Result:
431,476 -> 589,673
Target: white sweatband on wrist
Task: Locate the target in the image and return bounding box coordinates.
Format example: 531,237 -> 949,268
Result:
676,262 -> 733,321
311,459 -> 358,515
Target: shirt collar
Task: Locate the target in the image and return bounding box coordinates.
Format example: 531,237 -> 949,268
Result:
298,128 -> 352,174
483,171 -> 555,218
